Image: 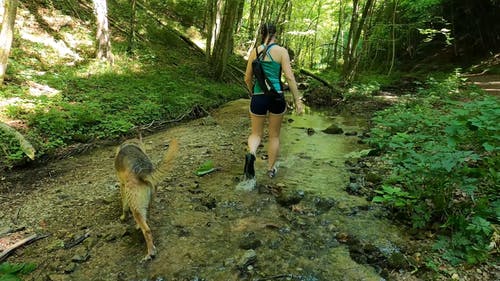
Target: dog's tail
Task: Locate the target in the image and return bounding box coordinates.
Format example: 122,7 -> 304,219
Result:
145,139 -> 179,186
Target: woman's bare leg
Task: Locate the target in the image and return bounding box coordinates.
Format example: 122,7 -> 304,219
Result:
248,113 -> 266,154
267,113 -> 284,171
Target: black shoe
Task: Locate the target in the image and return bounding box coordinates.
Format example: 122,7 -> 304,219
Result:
244,153 -> 256,179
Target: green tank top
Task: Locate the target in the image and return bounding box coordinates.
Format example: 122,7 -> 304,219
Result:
253,44 -> 281,95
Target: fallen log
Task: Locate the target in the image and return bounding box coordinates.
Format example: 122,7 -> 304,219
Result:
299,69 -> 334,89
0,233 -> 49,262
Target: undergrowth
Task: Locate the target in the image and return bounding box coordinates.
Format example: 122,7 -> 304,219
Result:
368,71 -> 499,266
0,6 -> 243,169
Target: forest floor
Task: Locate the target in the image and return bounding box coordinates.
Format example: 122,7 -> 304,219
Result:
1,96 -> 498,281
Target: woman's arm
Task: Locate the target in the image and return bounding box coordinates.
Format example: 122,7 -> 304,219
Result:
280,48 -> 304,114
244,49 -> 257,94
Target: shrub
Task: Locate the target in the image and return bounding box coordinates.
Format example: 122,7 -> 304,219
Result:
369,72 -> 499,265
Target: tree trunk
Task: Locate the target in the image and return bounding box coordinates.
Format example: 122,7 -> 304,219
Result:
210,0 -> 243,80
127,0 -> 137,54
342,0 -> 374,82
387,0 -> 398,75
332,0 -> 344,69
92,0 -> 113,64
0,0 -> 18,86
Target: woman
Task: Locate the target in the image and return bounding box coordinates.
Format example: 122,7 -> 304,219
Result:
243,23 -> 304,180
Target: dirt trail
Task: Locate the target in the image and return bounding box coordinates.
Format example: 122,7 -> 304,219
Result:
0,99 -> 417,281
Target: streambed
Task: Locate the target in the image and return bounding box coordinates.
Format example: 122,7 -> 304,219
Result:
1,98 -> 415,281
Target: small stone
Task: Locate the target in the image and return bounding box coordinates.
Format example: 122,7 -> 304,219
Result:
322,124 -> 343,134
237,249 -> 257,269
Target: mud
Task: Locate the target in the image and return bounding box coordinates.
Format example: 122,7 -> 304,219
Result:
1,98 -> 423,281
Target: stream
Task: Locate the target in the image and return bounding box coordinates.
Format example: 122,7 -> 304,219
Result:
0,99 -> 414,281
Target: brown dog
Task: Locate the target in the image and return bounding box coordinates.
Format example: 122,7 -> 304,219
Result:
114,138 -> 178,261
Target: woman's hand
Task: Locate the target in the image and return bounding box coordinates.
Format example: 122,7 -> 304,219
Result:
295,98 -> 304,115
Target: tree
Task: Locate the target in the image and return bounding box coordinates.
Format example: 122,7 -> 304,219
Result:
92,0 -> 113,64
127,0 -> 137,54
0,0 -> 18,86
342,0 -> 374,82
207,0 -> 244,80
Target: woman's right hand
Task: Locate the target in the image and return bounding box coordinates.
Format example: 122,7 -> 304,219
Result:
295,98 -> 304,115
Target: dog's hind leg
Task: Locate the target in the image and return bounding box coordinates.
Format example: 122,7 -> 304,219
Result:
119,183 -> 130,221
131,208 -> 156,262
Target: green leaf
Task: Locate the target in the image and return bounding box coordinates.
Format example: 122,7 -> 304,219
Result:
482,142 -> 495,152
194,160 -> 216,176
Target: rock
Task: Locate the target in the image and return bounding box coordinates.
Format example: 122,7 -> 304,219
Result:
237,249 -> 257,270
275,189 -> 305,207
71,248 -> 90,263
322,124 -> 344,135
313,197 -> 336,212
365,172 -> 383,184
346,183 -> 361,194
239,232 -> 262,250
386,251 -> 408,269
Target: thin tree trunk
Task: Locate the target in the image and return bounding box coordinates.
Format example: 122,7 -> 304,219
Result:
205,0 -> 215,60
342,0 -> 359,78
92,0 -> 113,64
388,0 -> 398,75
127,0 -> 137,54
332,0 -> 344,69
0,0 -> 18,85
309,0 -> 322,68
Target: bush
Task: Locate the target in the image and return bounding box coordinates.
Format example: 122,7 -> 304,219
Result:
369,72 -> 499,265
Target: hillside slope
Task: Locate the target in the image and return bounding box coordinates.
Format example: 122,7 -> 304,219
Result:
0,0 -> 244,169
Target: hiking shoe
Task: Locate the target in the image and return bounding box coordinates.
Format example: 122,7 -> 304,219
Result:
244,153 -> 256,179
267,167 -> 277,178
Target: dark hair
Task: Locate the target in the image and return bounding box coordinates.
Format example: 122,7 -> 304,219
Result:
260,23 -> 277,44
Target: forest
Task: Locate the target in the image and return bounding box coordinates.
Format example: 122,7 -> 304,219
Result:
0,0 -> 499,280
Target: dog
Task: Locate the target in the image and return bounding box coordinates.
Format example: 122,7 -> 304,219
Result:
114,138 -> 178,261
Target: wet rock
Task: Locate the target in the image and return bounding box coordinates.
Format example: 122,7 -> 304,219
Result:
322,124 -> 344,135
275,189 -> 305,207
366,172 -> 383,184
237,249 -> 257,270
346,182 -> 361,194
344,131 -> 358,136
238,231 -> 262,250
71,248 -> 90,263
313,197 -> 336,212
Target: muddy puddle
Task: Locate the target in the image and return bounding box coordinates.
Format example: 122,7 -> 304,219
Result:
1,99 -> 414,281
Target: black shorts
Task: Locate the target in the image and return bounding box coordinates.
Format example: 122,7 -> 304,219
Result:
250,94 -> 286,115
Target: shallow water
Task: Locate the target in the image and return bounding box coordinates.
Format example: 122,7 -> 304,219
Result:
1,99 -> 410,281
